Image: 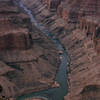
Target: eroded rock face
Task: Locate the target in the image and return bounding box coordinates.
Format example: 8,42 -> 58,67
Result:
24,97 -> 45,100
41,0 -> 62,10
0,0 -> 32,50
0,0 -> 60,99
21,0 -> 100,100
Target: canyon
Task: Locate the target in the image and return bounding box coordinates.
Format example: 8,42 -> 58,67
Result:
21,0 -> 100,100
0,0 -> 61,99
0,0 -> 100,100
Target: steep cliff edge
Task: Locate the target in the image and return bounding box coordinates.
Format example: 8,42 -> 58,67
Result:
0,0 -> 60,99
22,0 -> 100,100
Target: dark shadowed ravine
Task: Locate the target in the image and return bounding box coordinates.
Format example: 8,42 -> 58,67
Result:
17,0 -> 69,100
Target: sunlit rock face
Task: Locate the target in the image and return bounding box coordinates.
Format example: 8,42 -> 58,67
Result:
0,0 -> 60,99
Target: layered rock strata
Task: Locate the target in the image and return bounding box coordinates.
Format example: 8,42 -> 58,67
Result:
22,0 -> 100,100
0,0 -> 60,99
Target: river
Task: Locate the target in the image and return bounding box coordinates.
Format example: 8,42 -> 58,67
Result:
17,0 -> 69,100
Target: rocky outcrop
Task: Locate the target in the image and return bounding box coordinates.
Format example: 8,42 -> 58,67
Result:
41,0 -> 62,10
0,0 -> 60,99
0,0 -> 32,50
24,97 -> 46,100
22,0 -> 100,100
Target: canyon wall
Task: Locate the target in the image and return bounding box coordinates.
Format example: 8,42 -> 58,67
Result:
0,0 -> 60,99
22,0 -> 100,100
